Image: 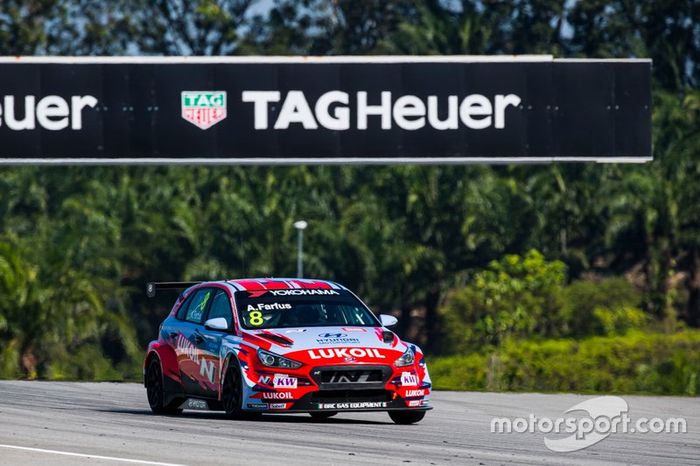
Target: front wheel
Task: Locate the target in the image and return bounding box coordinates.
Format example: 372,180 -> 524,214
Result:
146,358 -> 183,415
222,360 -> 244,418
388,410 -> 426,425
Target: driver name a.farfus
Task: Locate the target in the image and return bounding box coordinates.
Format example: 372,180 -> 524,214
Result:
242,90 -> 522,131
308,348 -> 385,359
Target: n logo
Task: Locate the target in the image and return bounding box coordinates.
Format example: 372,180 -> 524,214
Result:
200,359 -> 216,384
181,91 -> 227,130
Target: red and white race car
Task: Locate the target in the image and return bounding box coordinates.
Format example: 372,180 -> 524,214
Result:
144,278 -> 431,424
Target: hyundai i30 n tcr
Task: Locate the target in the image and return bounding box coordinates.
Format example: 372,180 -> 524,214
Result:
144,278 -> 431,424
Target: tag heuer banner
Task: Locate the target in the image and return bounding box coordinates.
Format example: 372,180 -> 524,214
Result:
0,56 -> 651,164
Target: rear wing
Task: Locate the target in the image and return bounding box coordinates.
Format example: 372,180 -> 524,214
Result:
146,281 -> 201,298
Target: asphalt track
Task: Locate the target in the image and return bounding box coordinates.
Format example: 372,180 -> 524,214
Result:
0,381 -> 697,465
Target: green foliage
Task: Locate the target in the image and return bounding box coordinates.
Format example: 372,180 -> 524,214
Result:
430,330 -> 700,395
439,255 -> 652,354
0,238 -> 140,379
439,250 -> 567,352
562,277 -> 644,336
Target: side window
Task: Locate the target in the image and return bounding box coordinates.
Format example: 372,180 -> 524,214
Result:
175,294 -> 193,320
185,288 -> 213,324
207,290 -> 233,328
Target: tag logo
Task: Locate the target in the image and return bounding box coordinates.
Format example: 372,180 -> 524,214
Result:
181,91 -> 227,130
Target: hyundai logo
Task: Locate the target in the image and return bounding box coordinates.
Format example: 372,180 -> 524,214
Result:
318,333 -> 347,338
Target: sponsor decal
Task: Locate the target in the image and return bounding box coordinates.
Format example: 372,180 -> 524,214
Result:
317,402 -> 388,410
176,334 -> 199,363
176,333 -> 216,383
407,400 -> 422,407
273,374 -> 298,389
285,328 -> 307,333
242,91 -> 522,131
267,289 -> 340,296
181,91 -> 227,130
307,348 -> 386,360
0,95 -> 97,131
401,372 -> 419,387
320,333 -> 346,338
258,375 -> 272,385
247,403 -> 268,409
247,303 -> 292,311
315,332 -> 360,345
342,327 -> 367,332
200,359 -> 216,384
269,403 -> 288,410
262,392 -> 293,400
405,389 -> 425,397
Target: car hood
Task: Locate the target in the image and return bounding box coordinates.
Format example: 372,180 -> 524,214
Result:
247,325 -> 406,353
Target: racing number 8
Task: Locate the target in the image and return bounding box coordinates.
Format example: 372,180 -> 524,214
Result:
248,310 -> 264,326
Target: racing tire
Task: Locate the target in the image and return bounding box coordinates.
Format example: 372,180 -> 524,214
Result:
388,410 -> 426,425
146,357 -> 184,415
309,411 -> 338,421
222,360 -> 245,419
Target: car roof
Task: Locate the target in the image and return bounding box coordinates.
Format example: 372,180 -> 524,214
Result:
200,278 -> 348,292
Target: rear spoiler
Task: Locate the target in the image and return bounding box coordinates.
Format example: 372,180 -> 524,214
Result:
146,281 -> 201,298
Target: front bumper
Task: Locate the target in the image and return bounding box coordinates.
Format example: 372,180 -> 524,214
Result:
244,363 -> 431,412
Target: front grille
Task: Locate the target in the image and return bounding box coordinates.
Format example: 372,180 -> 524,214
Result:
318,369 -> 384,384
310,365 -> 392,390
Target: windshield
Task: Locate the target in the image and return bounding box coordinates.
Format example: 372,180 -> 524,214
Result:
234,290 -> 380,330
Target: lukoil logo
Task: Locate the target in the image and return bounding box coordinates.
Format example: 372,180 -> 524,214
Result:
490,396 -> 687,452
307,348 -> 385,360
181,91 -> 227,130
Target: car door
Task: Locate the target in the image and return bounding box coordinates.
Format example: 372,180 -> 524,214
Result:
174,287 -> 215,397
195,289 -> 234,398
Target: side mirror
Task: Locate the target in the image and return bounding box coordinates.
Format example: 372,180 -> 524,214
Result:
379,314 -> 398,328
204,317 -> 230,332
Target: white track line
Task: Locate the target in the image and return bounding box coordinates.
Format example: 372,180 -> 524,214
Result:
0,444 -> 187,466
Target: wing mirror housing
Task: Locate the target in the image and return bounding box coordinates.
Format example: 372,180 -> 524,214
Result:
379,314 -> 398,328
204,317 -> 230,332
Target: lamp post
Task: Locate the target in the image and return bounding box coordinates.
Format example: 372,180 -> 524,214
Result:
293,220 -> 308,278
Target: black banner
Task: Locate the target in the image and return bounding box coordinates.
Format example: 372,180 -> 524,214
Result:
0,57 -> 652,164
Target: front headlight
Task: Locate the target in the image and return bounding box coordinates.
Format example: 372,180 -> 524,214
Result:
394,346 -> 415,367
257,349 -> 302,369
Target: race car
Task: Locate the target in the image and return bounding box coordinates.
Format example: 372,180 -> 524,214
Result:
144,278 -> 431,424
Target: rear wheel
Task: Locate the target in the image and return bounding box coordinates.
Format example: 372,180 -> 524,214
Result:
222,360 -> 244,418
146,358 -> 183,415
388,410 -> 426,425
309,411 -> 338,421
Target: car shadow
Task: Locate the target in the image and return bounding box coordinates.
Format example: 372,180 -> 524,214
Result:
99,408 -> 393,425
